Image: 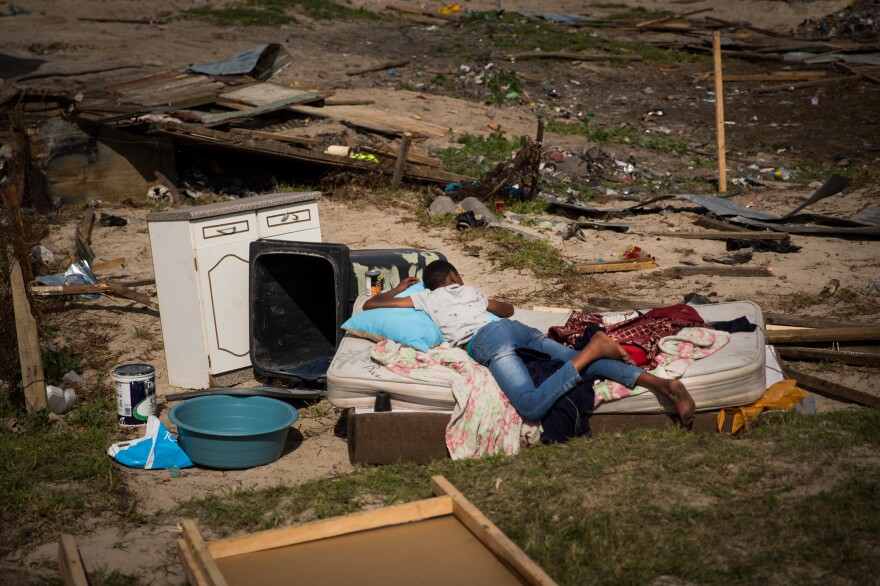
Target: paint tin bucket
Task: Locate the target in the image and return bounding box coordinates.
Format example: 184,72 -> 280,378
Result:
113,363 -> 156,426
364,269 -> 382,296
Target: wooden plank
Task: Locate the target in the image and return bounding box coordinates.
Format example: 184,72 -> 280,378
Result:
766,327 -> 880,345
764,313 -> 870,329
432,476 -> 558,586
79,208 -> 96,244
180,520 -> 229,586
229,128 -> 323,146
228,128 -> 321,146
835,62 -> 880,86
645,230 -> 787,240
208,496 -> 454,560
57,534 -> 89,586
29,281 -> 157,309
361,143 -> 443,168
219,83 -> 323,108
324,98 -> 376,106
346,59 -> 411,76
200,92 -> 325,126
90,258 -> 126,271
713,31 -> 727,194
151,122 -> 469,185
776,347 -> 880,367
575,259 -> 657,273
688,214 -> 754,232
655,265 -> 774,278
286,104 -> 450,138
11,255 -> 47,412
782,367 -> 880,408
178,537 -> 212,586
391,132 -> 412,189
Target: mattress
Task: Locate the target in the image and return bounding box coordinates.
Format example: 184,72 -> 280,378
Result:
326,302 -> 766,414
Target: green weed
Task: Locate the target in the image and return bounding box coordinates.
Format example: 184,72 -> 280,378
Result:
0,398 -> 137,557
132,326 -> 154,343
174,409 -> 880,585
484,68 -> 522,105
486,229 -> 573,279
181,0 -> 377,26
507,199 -> 549,215
436,132 -> 524,178
672,247 -> 696,256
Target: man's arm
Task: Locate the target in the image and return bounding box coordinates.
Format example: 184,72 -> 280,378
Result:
488,298 -> 514,318
363,277 -> 420,310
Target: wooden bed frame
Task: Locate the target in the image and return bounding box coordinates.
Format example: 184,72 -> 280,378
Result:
178,475 -> 557,586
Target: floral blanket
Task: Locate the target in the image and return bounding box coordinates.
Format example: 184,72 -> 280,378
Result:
593,327 -> 730,407
371,340 -> 541,460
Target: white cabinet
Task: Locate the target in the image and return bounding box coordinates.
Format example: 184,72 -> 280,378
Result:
147,192 -> 321,389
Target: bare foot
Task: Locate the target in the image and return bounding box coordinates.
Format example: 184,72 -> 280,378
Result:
636,374 -> 695,428
665,380 -> 696,427
583,332 -> 635,364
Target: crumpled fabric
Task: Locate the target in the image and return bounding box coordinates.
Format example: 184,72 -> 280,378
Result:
717,380 -> 809,435
371,339 -> 540,460
592,327 -> 730,407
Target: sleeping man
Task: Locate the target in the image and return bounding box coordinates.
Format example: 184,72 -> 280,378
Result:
364,260 -> 695,426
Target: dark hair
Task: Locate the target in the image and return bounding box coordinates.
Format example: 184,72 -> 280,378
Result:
423,259 -> 458,290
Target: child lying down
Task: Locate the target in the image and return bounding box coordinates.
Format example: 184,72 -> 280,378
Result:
364,259 -> 695,427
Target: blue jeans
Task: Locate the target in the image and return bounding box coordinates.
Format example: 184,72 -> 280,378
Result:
469,319 -> 643,421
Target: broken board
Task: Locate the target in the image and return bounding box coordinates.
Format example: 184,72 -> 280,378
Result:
287,103 -> 450,138
178,475 -> 556,586
219,82 -> 324,108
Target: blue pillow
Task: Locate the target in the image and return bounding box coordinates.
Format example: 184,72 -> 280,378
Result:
341,282 -> 443,352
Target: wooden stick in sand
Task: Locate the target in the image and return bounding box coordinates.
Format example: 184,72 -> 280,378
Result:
713,31 -> 727,194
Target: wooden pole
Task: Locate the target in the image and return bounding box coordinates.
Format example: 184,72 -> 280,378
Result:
390,132 -> 413,190
712,31 -> 727,194
10,254 -> 47,412
765,326 -> 880,345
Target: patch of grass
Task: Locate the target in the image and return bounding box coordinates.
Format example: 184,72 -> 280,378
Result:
132,326 -> 154,343
486,229 -> 573,279
795,162 -> 880,190
672,247 -> 696,256
546,119 -> 639,144
436,132 -> 525,178
484,68 -> 522,105
0,396 -> 138,556
182,1 -> 295,26
176,409 -> 880,585
546,120 -> 691,155
507,199 -> 549,215
42,347 -> 81,385
181,0 -> 377,26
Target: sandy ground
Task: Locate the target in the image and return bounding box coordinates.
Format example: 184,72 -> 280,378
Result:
2,0 -> 878,583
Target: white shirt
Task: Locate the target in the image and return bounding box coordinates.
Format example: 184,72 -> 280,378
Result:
409,284 -> 493,347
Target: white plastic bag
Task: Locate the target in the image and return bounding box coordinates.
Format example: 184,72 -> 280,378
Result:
108,415 -> 193,470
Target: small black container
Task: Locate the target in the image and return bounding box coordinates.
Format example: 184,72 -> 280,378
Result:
374,392 -> 392,412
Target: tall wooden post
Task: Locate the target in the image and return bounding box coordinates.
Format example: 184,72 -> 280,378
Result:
713,31 -> 727,194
